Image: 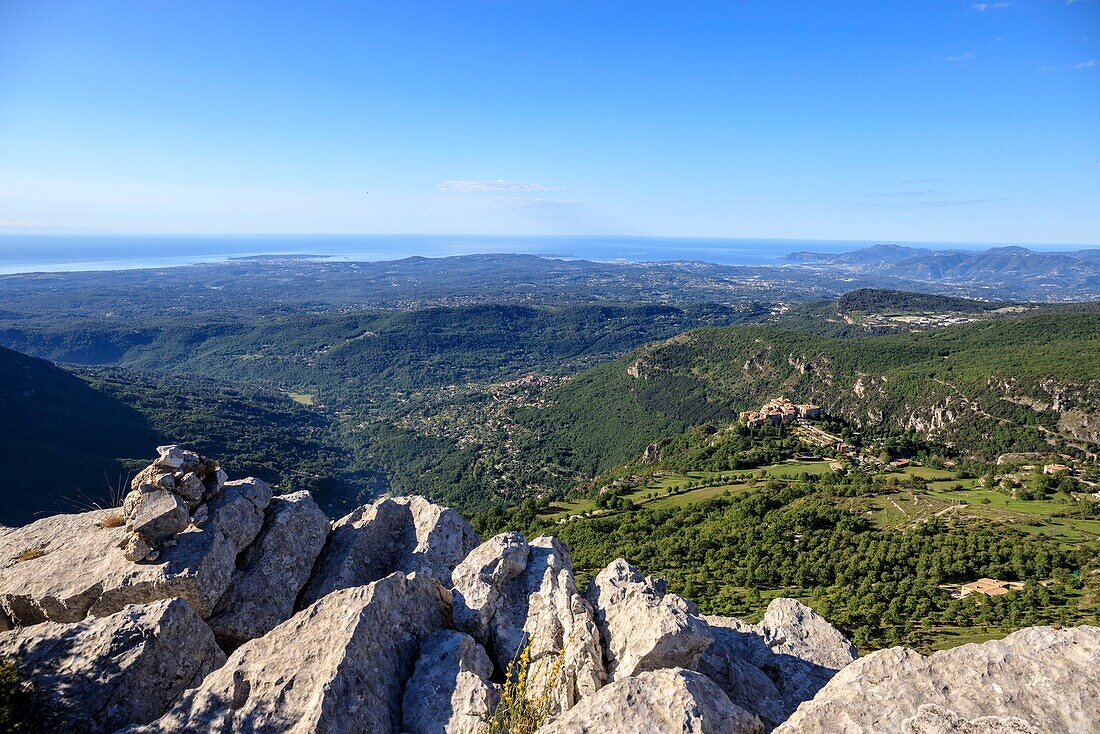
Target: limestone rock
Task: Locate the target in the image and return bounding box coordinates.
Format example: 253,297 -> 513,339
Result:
773,626 -> 1100,734
129,488 -> 190,542
298,495 -> 478,607
451,531 -> 530,637
403,630 -> 499,734
0,477 -> 271,625
902,705 -> 1040,734
534,668 -> 763,734
454,534 -> 605,713
152,444 -> 201,471
206,490 -> 330,649
586,558 -> 712,680
0,598 -> 224,734
125,572 -> 452,734
754,597 -> 858,671
702,598 -> 856,726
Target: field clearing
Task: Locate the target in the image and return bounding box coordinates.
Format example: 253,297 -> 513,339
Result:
287,392 -> 317,405
545,460 -> 834,520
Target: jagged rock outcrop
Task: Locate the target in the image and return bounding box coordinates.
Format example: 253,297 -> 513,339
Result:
534,668 -> 763,734
452,534 -> 605,712
773,626 -> 1100,734
586,558 -> 713,680
451,530 -> 530,638
0,476 -> 271,625
402,630 -> 500,734
298,495 -> 478,607
0,598 -> 224,734
124,572 -> 453,734
702,598 -> 857,727
206,490 -> 330,649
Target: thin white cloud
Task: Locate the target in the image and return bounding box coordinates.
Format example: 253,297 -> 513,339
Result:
972,2 -> 1011,11
1069,59 -> 1097,69
945,51 -> 976,64
438,179 -> 563,193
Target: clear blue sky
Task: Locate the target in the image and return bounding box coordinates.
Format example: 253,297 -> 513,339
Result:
1,1 -> 1097,244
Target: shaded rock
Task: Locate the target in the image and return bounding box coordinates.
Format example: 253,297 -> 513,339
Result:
206,490 -> 330,649
402,630 -> 499,734
0,477 -> 272,625
0,598 -> 224,734
298,495 -> 478,607
129,489 -> 189,542
451,531 -> 530,638
773,626 -> 1099,734
454,535 -> 604,713
702,598 -> 856,726
902,705 -> 1039,734
206,478 -> 272,554
122,533 -> 154,563
586,558 -> 712,680
698,625 -> 787,728
125,572 -> 452,734
534,668 -> 763,734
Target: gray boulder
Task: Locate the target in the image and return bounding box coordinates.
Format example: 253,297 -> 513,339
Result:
402,630 -> 500,734
451,530 -> 530,638
0,477 -> 271,625
701,598 -> 857,727
586,558 -> 713,680
206,490 -> 330,649
124,572 -> 453,734
0,598 -> 224,734
773,626 -> 1100,734
534,668 -> 763,734
298,495 -> 478,607
453,534 -> 605,713
129,488 -> 190,542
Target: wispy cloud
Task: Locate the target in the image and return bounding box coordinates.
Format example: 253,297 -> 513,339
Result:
438,179 -> 563,193
1069,59 -> 1097,69
972,2 -> 1011,11
854,196 -> 1005,211
878,189 -> 941,198
944,51 -> 976,64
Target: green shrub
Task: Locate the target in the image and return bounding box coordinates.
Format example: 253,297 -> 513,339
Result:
0,657 -> 38,733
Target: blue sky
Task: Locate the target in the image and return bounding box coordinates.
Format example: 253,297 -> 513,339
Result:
0,1 -> 1097,244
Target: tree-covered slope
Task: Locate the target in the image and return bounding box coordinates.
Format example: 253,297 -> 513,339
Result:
517,311 -> 1100,477
0,346 -> 162,524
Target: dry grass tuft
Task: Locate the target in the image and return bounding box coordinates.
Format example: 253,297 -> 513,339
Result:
16,548 -> 46,562
98,512 -> 127,529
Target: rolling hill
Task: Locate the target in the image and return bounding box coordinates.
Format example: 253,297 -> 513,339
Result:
516,310 -> 1100,479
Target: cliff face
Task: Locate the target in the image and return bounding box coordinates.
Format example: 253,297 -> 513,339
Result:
1,448 -> 1097,734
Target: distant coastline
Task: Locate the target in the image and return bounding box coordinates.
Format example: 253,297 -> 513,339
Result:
0,233 -> 1093,276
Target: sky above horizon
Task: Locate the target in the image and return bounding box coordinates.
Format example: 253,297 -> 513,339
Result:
1,1 -> 1098,244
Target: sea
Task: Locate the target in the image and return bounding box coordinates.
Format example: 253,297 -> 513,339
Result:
0,233 -> 1084,275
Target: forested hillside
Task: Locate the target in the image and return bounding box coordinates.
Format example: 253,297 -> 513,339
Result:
0,347 -> 160,523
517,310 -> 1100,480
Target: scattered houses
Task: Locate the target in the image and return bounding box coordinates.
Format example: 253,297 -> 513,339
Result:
740,398 -> 823,428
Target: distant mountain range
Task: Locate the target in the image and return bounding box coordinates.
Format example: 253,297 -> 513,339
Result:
785,245 -> 1100,298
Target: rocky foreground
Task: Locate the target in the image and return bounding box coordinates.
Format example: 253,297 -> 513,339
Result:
0,447 -> 1096,734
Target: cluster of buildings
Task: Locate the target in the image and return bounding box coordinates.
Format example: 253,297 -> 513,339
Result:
956,578 -> 1026,599
740,398 -> 823,428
